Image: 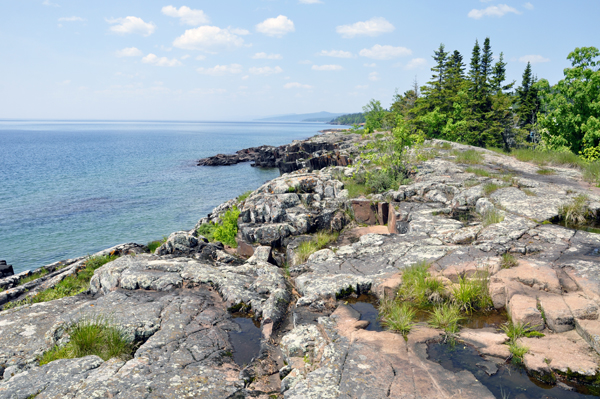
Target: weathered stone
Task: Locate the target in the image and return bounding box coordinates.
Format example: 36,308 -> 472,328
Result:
538,294 -> 575,332
563,292 -> 599,320
351,199 -> 377,225
507,294 -> 544,331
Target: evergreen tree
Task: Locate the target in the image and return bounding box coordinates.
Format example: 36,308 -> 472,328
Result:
490,52 -> 514,94
515,62 -> 540,130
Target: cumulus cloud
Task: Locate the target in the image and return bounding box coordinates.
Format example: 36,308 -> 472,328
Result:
256,15 -> 295,37
116,47 -> 143,57
284,82 -> 312,89
299,0 -> 322,3
468,4 -> 521,19
173,26 -> 245,50
229,28 -> 250,35
249,66 -> 283,75
368,72 -> 379,81
42,0 -> 59,7
196,55 -> 206,60
523,2 -> 534,9
161,5 -> 209,25
312,64 -> 343,71
58,16 -> 85,22
142,54 -> 182,67
336,17 -> 394,38
317,50 -> 353,58
519,54 -> 550,64
359,44 -> 412,60
405,58 -> 427,69
197,64 -> 243,75
253,52 -> 282,60
107,16 -> 156,36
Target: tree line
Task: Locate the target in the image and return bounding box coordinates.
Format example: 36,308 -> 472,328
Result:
362,39 -> 600,158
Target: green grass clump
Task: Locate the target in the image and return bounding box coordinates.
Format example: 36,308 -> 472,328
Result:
508,342 -> 529,363
500,252 -> 518,269
583,162 -> 600,186
558,194 -> 590,226
295,231 -> 340,264
451,272 -> 492,313
465,167 -> 491,177
39,315 -> 134,366
482,209 -> 504,226
500,320 -> 543,363
483,182 -> 504,196
453,149 -> 484,165
434,142 -> 453,150
463,179 -> 480,188
344,180 -> 370,198
237,190 -> 253,203
379,301 -> 416,336
521,188 -> 537,197
537,168 -> 555,175
147,236 -> 168,254
428,303 -> 464,334
512,148 -> 583,168
197,223 -> 217,241
18,268 -> 49,286
213,207 -> 241,248
397,261 -> 445,307
3,255 -> 119,310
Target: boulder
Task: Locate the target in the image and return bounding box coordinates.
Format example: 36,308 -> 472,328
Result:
507,294 -> 544,331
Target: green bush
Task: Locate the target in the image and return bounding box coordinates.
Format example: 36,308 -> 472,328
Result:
213,207 -> 241,248
39,315 -> 134,365
197,223 -> 217,241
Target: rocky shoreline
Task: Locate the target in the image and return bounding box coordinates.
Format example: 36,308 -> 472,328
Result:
2,132 -> 600,398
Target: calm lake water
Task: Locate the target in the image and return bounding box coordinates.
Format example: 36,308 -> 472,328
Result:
0,120 -> 331,273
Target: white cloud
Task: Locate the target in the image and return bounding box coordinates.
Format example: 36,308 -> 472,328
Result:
299,0 -> 322,3
364,63 -> 376,67
359,44 -> 412,60
355,85 -> 369,89
142,54 -> 182,67
468,4 -> 521,19
42,0 -> 59,7
249,66 -> 283,75
173,26 -> 245,51
229,27 -> 250,35
60,80 -> 71,85
196,55 -> 206,60
284,82 -> 312,89
519,54 -> 550,64
523,2 -> 534,10
181,54 -> 191,60
242,75 -> 249,80
58,16 -> 85,22
107,16 -> 156,36
197,64 -> 243,75
256,15 -> 295,37
116,47 -> 143,57
161,6 -> 209,26
312,64 -> 343,71
239,85 -> 248,89
405,58 -> 427,70
253,52 -> 282,60
336,17 -> 394,38
317,50 -> 353,58
368,72 -> 379,81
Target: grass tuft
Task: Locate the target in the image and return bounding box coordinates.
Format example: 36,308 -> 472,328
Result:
451,272 -> 492,313
397,261 -> 445,307
147,236 -> 168,254
521,188 -> 537,197
434,142 -> 453,150
39,315 -> 135,365
465,167 -> 491,177
482,208 -> 504,226
344,180 -> 370,198
18,268 -> 49,286
428,303 -> 464,334
537,168 -> 555,175
379,301 -> 416,336
453,150 -> 484,165
558,194 -> 590,226
500,252 -> 518,269
295,231 -> 339,264
237,190 -> 253,203
483,182 -> 504,196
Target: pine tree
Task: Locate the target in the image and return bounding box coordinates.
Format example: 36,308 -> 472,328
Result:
490,52 -> 514,94
516,62 -> 540,130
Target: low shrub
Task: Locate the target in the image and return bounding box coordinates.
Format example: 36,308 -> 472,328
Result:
558,194 -> 590,226
39,315 -> 135,365
213,207 -> 241,248
147,236 -> 168,254
197,223 -> 217,241
365,168 -> 410,194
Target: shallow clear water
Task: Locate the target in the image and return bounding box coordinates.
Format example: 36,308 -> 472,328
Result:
229,316 -> 262,366
0,120 -> 331,273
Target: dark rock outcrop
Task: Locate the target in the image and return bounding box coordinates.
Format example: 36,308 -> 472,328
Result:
0,261 -> 13,278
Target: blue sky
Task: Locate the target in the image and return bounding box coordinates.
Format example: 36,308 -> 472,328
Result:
0,0 -> 597,120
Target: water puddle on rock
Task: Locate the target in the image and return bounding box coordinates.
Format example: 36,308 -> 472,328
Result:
461,309 -> 509,329
229,315 -> 262,366
428,342 -> 600,398
344,294 -> 384,332
554,221 -> 600,236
